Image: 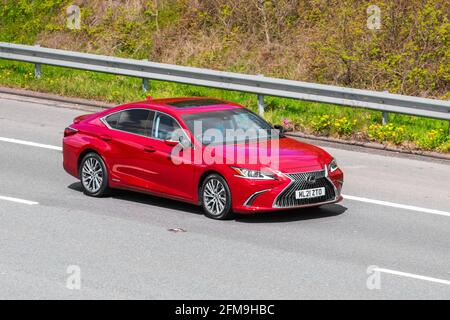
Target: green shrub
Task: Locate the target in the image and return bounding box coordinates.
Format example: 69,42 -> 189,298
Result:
415,129 -> 449,150
0,0 -> 68,43
368,123 -> 408,145
437,139 -> 450,152
333,117 -> 357,136
311,115 -> 332,134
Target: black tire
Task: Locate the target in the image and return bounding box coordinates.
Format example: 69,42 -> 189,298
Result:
200,174 -> 234,220
79,152 -> 110,197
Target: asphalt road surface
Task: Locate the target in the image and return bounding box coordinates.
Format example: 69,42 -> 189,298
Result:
0,93 -> 449,299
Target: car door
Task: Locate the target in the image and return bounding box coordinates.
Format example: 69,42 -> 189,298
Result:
102,108 -> 159,190
144,111 -> 195,200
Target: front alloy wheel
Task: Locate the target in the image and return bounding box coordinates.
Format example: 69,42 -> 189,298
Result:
201,174 -> 233,220
79,152 -> 110,197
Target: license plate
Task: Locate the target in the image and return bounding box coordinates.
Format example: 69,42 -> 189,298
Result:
295,187 -> 325,199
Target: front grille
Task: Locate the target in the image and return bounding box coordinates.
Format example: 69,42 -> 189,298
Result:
274,170 -> 336,208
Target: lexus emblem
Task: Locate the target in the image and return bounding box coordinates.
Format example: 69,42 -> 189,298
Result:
305,175 -> 316,184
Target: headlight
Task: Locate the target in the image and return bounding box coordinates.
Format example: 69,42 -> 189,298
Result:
328,158 -> 338,173
231,167 -> 276,180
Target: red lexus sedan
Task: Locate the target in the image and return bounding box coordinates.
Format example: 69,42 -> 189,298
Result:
63,97 -> 343,219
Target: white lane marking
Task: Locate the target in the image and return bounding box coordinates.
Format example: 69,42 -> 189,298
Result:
343,194 -> 450,217
0,195 -> 39,205
375,268 -> 450,286
0,137 -> 62,151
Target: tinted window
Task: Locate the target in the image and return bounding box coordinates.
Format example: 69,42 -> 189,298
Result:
153,113 -> 182,140
106,109 -> 154,136
105,112 -> 120,129
182,108 -> 274,145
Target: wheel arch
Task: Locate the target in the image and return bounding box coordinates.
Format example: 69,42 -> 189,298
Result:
197,170 -> 227,204
77,148 -> 105,173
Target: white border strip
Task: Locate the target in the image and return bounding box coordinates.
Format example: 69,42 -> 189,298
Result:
0,195 -> 39,205
344,194 -> 450,217
0,137 -> 62,151
375,268 -> 450,286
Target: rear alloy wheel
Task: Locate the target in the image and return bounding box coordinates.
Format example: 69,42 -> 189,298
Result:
201,174 -> 233,220
79,152 -> 110,197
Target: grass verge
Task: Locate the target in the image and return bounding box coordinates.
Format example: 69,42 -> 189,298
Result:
0,60 -> 449,153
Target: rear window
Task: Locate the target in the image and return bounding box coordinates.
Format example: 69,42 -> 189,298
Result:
104,112 -> 120,128
105,109 -> 155,136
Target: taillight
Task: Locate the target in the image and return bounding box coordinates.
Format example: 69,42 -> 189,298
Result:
64,127 -> 78,137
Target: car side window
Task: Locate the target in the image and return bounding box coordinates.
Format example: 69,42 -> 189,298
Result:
106,109 -> 155,136
104,112 -> 120,129
153,113 -> 182,141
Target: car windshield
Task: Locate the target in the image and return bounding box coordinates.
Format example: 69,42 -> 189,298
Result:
182,108 -> 276,145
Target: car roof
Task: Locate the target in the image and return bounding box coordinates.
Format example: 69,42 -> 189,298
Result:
115,97 -> 244,116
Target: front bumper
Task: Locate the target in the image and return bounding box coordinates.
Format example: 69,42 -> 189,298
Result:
231,167 -> 343,214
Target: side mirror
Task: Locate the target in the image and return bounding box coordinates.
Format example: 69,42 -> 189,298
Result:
164,139 -> 179,147
273,124 -> 285,137
165,135 -> 192,148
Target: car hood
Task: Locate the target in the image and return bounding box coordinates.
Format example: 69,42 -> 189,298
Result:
216,137 -> 332,173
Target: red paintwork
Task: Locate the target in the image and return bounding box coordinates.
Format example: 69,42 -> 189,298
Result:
63,97 -> 343,214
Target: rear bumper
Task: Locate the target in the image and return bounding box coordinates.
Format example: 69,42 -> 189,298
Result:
231,168 -> 343,214
63,139 -> 80,178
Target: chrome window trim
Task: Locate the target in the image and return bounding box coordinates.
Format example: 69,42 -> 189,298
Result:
100,108 -> 193,147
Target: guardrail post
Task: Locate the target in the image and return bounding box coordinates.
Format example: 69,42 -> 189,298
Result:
257,94 -> 265,116
34,44 -> 41,79
382,111 -> 389,125
382,91 -> 389,125
142,78 -> 149,92
34,63 -> 41,79
141,59 -> 150,92
448,98 -> 450,135
257,74 -> 265,116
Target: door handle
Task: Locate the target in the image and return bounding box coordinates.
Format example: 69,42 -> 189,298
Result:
143,146 -> 156,153
99,134 -> 112,142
